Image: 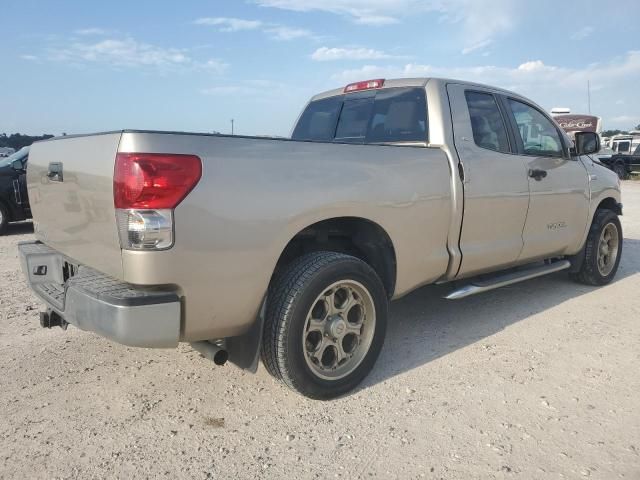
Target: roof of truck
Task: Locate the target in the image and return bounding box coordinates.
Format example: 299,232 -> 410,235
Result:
310,77 -> 521,101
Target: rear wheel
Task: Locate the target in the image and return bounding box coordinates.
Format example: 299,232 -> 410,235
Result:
0,203 -> 8,235
261,252 -> 387,399
571,209 -> 622,285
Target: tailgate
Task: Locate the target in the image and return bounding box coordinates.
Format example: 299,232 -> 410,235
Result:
27,132 -> 124,279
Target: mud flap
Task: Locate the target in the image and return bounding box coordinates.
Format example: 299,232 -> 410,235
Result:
225,297 -> 266,372
568,242 -> 587,273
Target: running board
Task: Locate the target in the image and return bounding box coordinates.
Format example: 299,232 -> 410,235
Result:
445,260 -> 571,300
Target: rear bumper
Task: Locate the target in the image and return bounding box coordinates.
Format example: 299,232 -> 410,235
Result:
18,241 -> 181,348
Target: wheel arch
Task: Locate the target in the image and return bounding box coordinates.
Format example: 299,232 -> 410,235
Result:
596,196 -> 622,216
225,216 -> 397,373
570,194 -> 622,273
272,216 -> 398,299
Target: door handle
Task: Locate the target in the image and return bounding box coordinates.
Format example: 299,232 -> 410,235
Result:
528,169 -> 547,181
47,162 -> 63,182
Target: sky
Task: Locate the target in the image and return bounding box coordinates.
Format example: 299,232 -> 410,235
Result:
1,0 -> 639,137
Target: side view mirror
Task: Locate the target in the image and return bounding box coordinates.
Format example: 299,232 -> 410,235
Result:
11,159 -> 24,171
572,131 -> 600,156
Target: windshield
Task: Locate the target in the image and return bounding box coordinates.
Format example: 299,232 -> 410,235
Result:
0,146 -> 29,168
292,87 -> 427,144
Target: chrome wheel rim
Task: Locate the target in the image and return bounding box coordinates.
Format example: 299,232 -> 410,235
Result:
302,280 -> 376,380
0,208 -> 3,226
597,222 -> 619,276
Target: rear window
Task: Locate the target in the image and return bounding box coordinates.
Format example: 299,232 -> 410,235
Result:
292,87 -> 427,144
616,141 -> 631,153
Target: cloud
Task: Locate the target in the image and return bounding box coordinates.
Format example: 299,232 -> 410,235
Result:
74,28 -> 110,36
201,58 -> 230,74
255,0 -> 516,51
461,39 -> 492,55
254,0 -> 403,24
517,60 -> 557,73
354,15 -> 398,25
20,54 -> 39,61
265,26 -> 314,40
571,26 -> 594,40
194,17 -> 263,32
49,38 -> 190,67
311,46 -> 399,61
195,16 -> 317,42
329,51 -> 640,129
41,37 -> 228,72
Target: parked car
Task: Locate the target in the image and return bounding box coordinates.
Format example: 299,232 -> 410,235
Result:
601,143 -> 640,179
610,134 -> 640,154
19,78 -> 622,399
0,146 -> 30,233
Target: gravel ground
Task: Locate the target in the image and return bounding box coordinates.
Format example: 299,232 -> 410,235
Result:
1,184 -> 640,480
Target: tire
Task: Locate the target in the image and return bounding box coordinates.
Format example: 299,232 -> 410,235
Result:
261,252 -> 388,400
570,209 -> 623,285
0,203 -> 8,235
613,162 -> 628,180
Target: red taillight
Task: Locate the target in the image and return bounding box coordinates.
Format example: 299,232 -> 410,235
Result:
114,153 -> 202,209
344,79 -> 385,93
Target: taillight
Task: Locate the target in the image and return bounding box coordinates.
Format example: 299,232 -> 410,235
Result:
114,153 -> 202,251
344,79 -> 385,93
114,153 -> 202,209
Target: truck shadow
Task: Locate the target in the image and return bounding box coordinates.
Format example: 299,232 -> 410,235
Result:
2,221 -> 34,236
360,237 -> 640,391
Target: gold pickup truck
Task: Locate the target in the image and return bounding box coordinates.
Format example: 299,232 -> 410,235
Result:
19,77 -> 622,399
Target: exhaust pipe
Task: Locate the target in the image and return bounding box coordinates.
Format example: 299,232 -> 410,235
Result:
190,341 -> 229,366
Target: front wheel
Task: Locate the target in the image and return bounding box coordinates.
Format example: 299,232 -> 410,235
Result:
261,252 -> 388,400
571,209 -> 623,285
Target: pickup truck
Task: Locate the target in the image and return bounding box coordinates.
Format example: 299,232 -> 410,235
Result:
0,146 -> 30,234
601,144 -> 640,179
19,78 -> 623,399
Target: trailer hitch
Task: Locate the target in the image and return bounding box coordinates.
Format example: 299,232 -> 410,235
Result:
40,309 -> 68,330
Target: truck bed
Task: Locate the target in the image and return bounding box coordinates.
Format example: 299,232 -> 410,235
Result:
27,130 -> 454,340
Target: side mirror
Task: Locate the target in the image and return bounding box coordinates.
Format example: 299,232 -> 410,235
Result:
11,160 -> 24,171
572,131 -> 600,156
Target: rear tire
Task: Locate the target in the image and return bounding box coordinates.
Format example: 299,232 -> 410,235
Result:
0,203 -> 8,235
570,209 -> 622,285
261,252 -> 387,400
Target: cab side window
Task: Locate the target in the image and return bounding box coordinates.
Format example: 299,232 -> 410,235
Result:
507,99 -> 563,157
465,91 -> 510,153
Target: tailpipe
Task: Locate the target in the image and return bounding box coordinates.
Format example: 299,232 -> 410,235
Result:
190,341 -> 229,366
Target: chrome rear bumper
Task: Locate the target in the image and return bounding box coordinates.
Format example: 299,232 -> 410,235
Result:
19,241 -> 181,348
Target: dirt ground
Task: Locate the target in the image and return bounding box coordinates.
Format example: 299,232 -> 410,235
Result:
1,184 -> 639,480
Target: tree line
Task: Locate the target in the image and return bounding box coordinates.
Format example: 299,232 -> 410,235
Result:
0,133 -> 55,151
